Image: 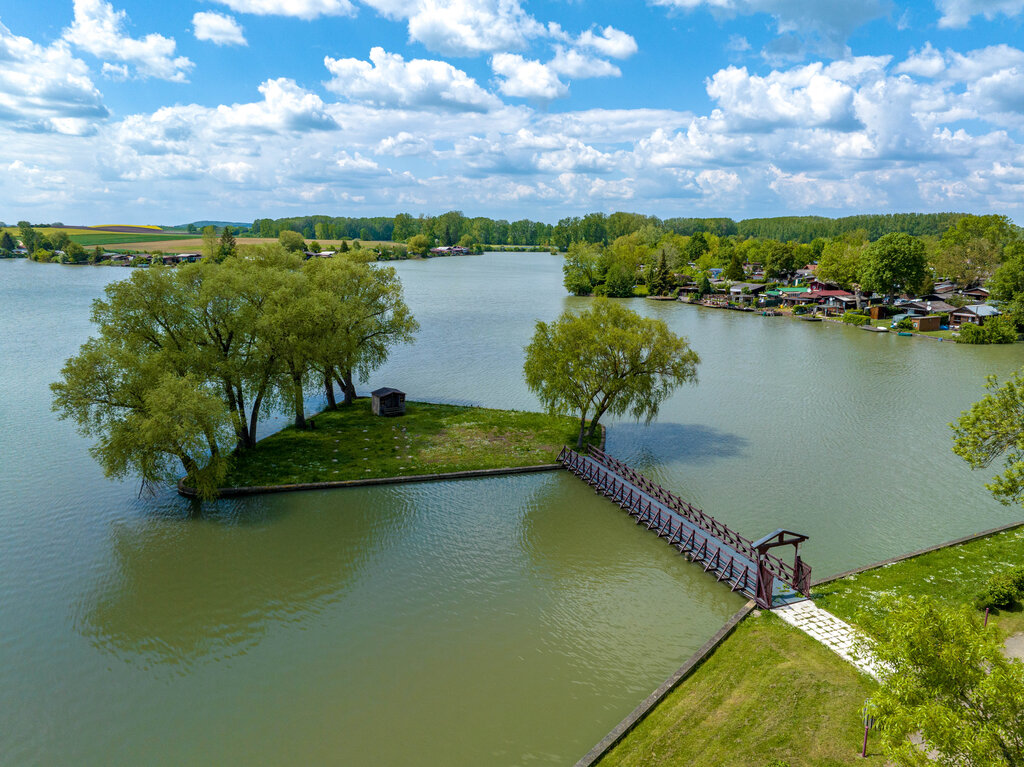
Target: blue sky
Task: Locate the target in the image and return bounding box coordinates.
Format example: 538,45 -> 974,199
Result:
1,0 -> 1023,225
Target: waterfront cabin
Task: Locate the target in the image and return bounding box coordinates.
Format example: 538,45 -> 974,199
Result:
911,315 -> 942,332
949,304 -> 1000,329
728,283 -> 766,303
901,300 -> 956,317
962,287 -> 990,301
372,387 -> 406,417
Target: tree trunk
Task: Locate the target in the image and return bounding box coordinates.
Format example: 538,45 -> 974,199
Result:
576,411 -> 588,450
340,369 -> 357,405
324,370 -> 337,410
293,375 -> 306,429
247,387 -> 265,449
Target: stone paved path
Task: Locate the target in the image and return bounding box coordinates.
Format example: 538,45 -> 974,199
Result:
774,599 -> 880,678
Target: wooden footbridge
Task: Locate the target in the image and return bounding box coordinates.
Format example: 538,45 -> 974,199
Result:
557,445 -> 812,609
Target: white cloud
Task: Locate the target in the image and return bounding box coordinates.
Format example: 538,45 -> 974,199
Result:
548,47 -> 620,78
935,0 -> 1024,28
377,131 -> 432,156
324,47 -> 501,111
212,0 -> 356,19
193,12 -> 247,46
650,0 -> 888,59
576,26 -> 638,59
361,0 -> 545,56
0,21 -> 108,135
491,53 -> 568,100
64,0 -> 193,82
706,61 -> 873,131
895,43 -> 945,78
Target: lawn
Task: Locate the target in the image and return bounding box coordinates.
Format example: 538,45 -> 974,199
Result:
0,227 -> 195,248
598,611 -> 883,767
220,399 -> 599,488
812,524 -> 1024,637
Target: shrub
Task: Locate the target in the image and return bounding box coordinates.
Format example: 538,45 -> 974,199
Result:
841,312 -> 870,326
987,315 -> 1018,344
793,304 -> 812,315
974,571 -> 1022,610
633,284 -> 650,297
958,322 -> 989,344
896,317 -> 913,330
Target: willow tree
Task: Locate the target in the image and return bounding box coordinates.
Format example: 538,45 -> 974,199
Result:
524,299 -> 700,449
304,258 -> 418,406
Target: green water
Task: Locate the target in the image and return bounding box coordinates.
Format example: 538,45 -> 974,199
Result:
0,255 -> 1020,765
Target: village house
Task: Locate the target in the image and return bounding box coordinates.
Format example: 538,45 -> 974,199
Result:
728,283 -> 766,303
949,304 -> 1001,329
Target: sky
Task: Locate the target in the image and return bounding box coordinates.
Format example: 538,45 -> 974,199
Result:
1,0 -> 1023,225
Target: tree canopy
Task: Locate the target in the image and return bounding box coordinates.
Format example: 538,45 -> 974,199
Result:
952,368 -> 1024,507
51,246 -> 417,497
860,595 -> 1024,766
859,232 -> 927,297
523,300 -> 699,448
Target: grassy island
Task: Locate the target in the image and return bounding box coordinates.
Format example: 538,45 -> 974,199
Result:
218,399 -> 599,489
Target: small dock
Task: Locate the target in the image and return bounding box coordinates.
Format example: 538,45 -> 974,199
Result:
558,445 -> 811,608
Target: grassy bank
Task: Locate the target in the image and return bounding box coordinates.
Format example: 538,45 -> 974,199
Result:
221,399 -> 599,488
812,524 -> 1024,636
598,611 -> 882,767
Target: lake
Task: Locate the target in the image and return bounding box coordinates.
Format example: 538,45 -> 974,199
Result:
1,254 -> 1020,765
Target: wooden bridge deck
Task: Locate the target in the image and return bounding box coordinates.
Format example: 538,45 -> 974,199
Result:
558,445 -> 809,607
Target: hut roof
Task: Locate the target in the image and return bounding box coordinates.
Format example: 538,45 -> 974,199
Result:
372,387 -> 405,397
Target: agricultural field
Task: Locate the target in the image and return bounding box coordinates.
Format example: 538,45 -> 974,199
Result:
2,225 -> 195,248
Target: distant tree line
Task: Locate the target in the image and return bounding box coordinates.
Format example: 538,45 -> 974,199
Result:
245,210 -> 994,250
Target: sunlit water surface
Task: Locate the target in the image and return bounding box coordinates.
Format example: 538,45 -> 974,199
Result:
1,255 -> 1020,765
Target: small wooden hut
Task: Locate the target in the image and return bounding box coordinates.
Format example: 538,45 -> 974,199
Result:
371,387 -> 406,416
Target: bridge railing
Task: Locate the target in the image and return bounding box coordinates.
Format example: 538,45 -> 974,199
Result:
558,445 -> 797,586
557,446 -> 756,598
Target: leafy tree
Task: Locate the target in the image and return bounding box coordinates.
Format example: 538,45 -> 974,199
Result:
952,367 -> 1024,506
406,234 -> 431,256
562,241 -> 603,295
201,225 -> 219,260
685,232 -> 709,263
18,221 -> 38,253
762,240 -> 804,279
988,243 -> 1024,328
218,226 -> 237,259
338,239 -> 350,253
696,273 -> 713,298
278,229 -> 305,253
816,239 -> 864,290
931,237 -> 1000,288
940,213 -> 1017,250
859,233 -> 927,298
524,300 -> 700,449
722,251 -> 745,281
860,596 -> 1024,766
65,241 -> 87,263
187,223 -> 197,234
0,230 -> 15,252
307,240 -> 322,253
50,231 -> 71,252
647,250 -> 673,296
91,245 -> 103,263
304,258 -> 418,407
603,261 -> 635,297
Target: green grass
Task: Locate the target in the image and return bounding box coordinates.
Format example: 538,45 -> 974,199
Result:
221,399 -> 599,487
598,612 -> 883,767
70,233 -> 196,247
812,524 -> 1024,637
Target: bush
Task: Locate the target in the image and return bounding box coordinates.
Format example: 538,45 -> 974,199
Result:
974,571 -> 1023,610
987,315 -> 1018,344
957,314 -> 1016,344
896,317 -> 913,330
633,284 -> 650,297
841,312 -> 870,326
793,304 -> 812,315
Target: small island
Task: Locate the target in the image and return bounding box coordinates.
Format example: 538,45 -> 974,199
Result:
181,399 -> 602,496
